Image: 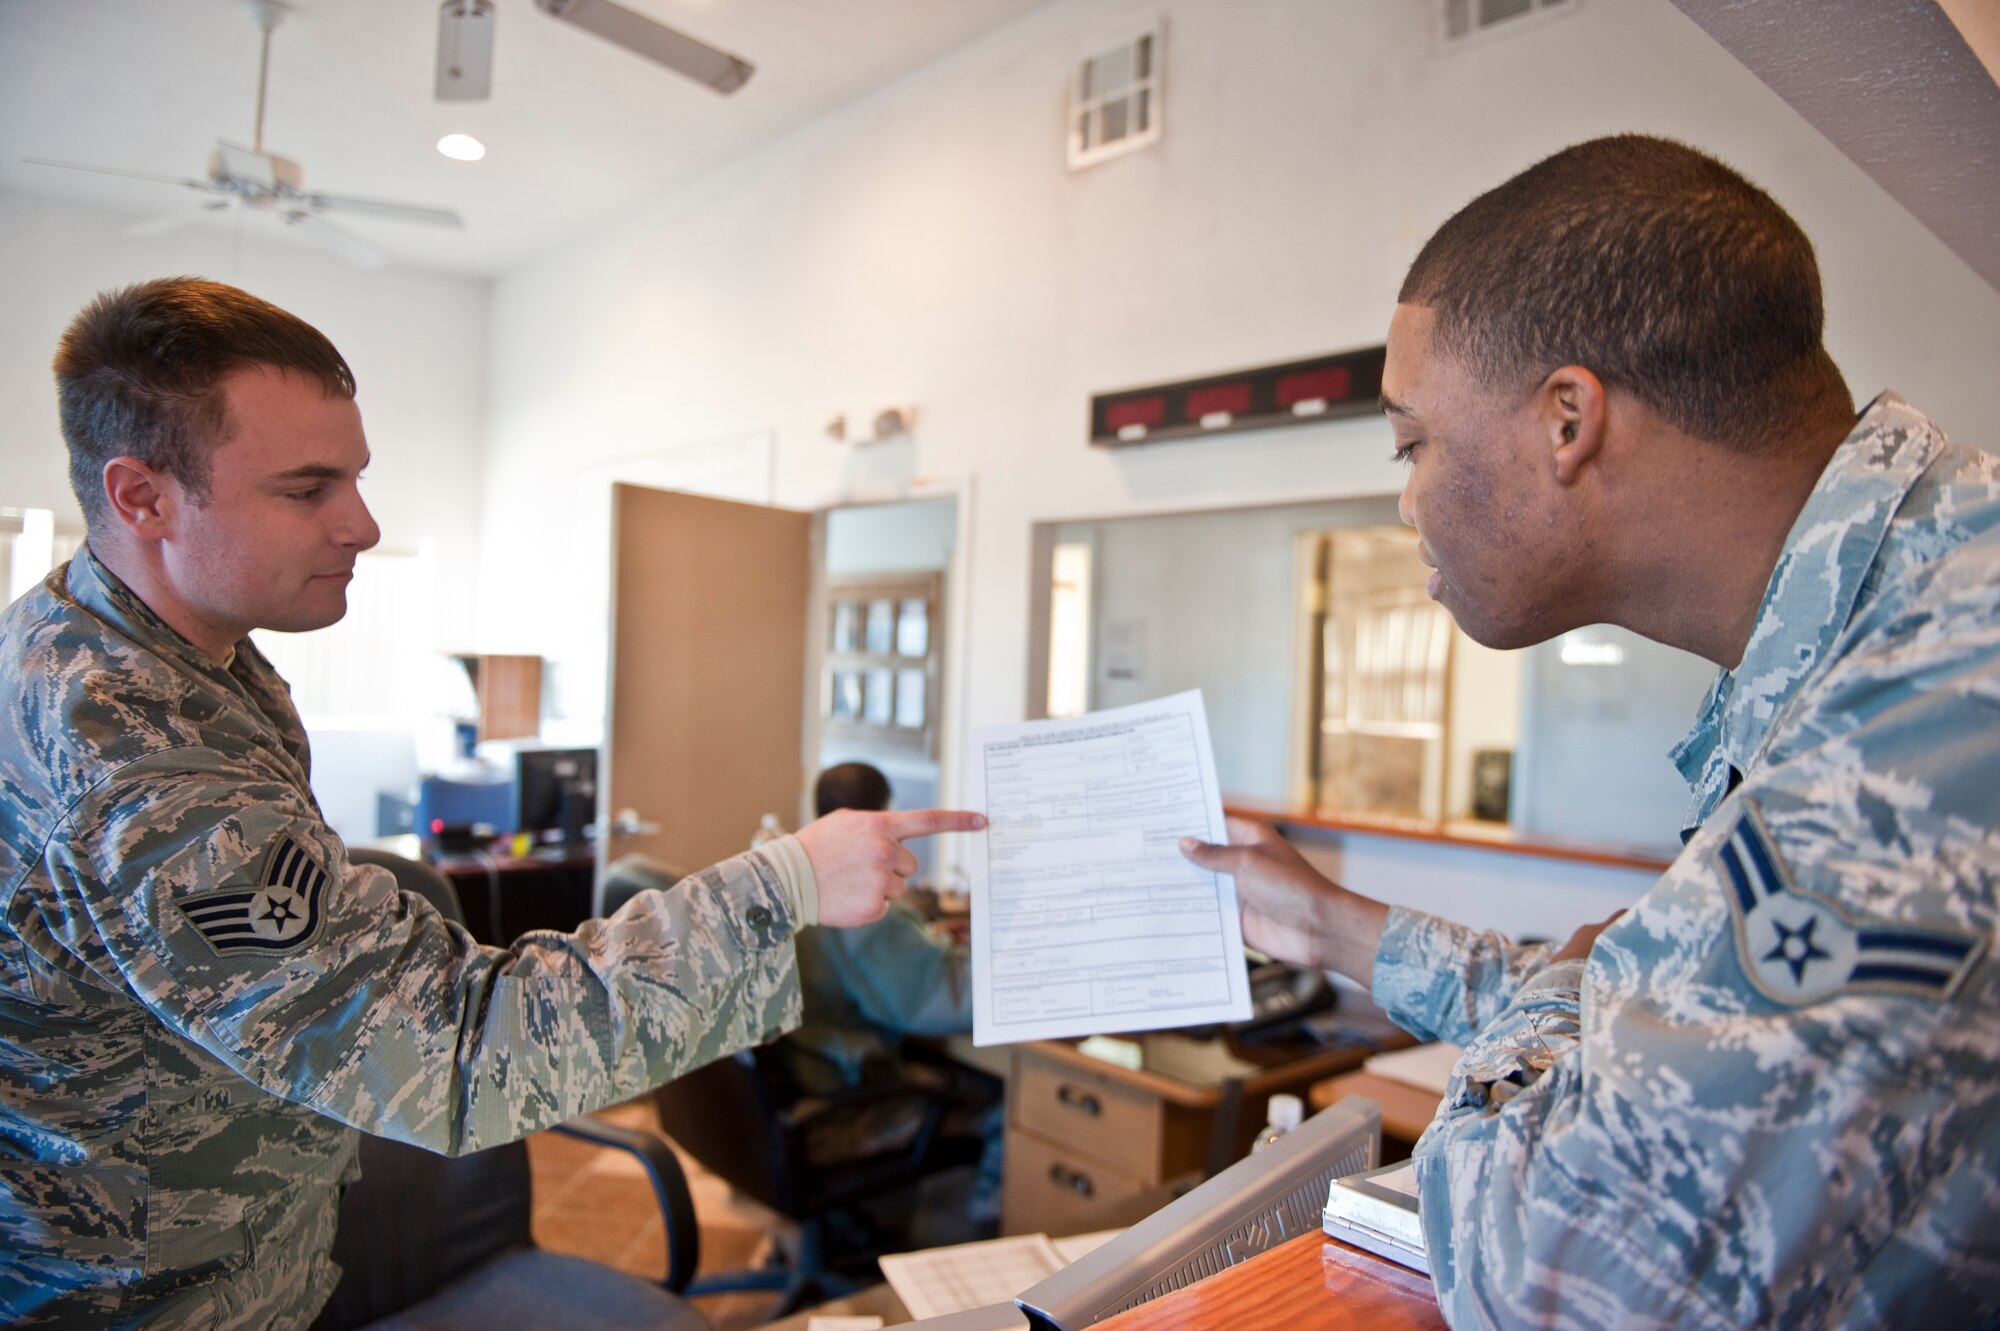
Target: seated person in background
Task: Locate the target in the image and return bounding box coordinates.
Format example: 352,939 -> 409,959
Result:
781,762 -> 1001,1232
788,763 -> 973,1091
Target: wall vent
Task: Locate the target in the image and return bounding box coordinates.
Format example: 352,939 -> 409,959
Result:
1440,0 -> 1578,48
1068,26 -> 1162,170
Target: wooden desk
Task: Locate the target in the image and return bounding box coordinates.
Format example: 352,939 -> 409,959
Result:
1096,1233 -> 1445,1331
1311,1071 -> 1443,1161
1001,1004 -> 1413,1236
434,848 -> 595,945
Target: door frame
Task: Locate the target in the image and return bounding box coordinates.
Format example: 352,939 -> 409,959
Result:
802,476 -> 975,839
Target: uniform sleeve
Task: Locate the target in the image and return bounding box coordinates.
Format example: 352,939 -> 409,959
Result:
1411,567 -> 2000,1329
1370,906 -> 1557,1046
51,745 -> 803,1156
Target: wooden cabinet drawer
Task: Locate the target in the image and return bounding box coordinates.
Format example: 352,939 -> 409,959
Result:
1010,1049 -> 1163,1182
1002,1127 -> 1151,1239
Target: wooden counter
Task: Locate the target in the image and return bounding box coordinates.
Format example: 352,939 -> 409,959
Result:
1095,1233 -> 1446,1331
1224,798 -> 1675,873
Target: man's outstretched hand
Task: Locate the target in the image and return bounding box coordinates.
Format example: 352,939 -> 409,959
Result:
797,808 -> 986,928
1180,815 -> 1389,986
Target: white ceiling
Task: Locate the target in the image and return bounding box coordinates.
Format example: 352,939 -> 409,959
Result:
0,0 -> 1055,276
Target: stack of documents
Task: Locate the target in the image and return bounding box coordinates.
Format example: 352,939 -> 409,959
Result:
877,1231 -> 1125,1322
1322,1161 -> 1429,1274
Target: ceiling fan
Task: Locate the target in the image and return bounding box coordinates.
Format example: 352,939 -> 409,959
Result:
22,0 -> 462,270
435,0 -> 755,101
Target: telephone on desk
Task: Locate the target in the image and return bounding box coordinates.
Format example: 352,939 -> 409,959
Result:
1156,962 -> 1338,1048
1234,961 -> 1339,1041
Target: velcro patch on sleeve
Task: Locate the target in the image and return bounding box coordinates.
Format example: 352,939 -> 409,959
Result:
1719,804 -> 1983,1005
176,836 -> 331,957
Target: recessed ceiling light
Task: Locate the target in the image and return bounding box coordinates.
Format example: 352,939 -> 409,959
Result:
437,133 -> 486,162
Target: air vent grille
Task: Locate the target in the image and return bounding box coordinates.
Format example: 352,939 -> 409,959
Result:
1069,27 -> 1162,169
1442,0 -> 1578,46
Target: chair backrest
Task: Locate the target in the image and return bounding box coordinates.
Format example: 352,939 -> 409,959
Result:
601,853 -> 689,920
349,847 -> 468,928
651,1050 -> 797,1215
311,1133 -> 535,1331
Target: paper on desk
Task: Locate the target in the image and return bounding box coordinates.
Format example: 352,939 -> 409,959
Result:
965,690 -> 1251,1046
1362,1041 -> 1463,1096
879,1234 -> 1065,1320
1050,1228 -> 1126,1263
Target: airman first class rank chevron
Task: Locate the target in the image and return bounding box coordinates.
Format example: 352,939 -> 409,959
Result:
1720,806 -> 1983,1005
177,836 -> 330,956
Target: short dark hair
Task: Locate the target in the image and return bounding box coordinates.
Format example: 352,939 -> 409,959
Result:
1399,135 -> 1850,450
54,276 -> 355,527
815,762 -> 892,817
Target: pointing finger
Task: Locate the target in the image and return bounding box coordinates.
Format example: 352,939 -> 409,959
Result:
878,808 -> 987,841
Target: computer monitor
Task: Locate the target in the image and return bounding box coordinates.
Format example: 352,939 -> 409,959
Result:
513,747 -> 598,848
1011,1098 -> 1382,1331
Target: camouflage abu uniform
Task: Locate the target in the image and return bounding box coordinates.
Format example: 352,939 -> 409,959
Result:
1372,393 -> 2000,1327
0,548 -> 804,1328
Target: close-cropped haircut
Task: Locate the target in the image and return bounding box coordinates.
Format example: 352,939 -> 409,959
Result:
54,276 -> 355,527
815,762 -> 893,818
1399,135 -> 1850,450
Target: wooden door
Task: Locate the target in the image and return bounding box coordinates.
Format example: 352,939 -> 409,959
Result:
606,484 -> 814,880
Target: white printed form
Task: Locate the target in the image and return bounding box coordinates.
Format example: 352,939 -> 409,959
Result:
967,690 -> 1250,1045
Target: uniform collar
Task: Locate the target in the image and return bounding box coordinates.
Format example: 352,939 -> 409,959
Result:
65,546 -> 309,770
67,544 -> 249,693
1671,392 -> 1940,788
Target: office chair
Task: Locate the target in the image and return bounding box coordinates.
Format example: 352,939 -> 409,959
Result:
311,851 -> 711,1330
312,1116 -> 710,1331
600,852 -> 692,920
348,846 -> 469,928
651,1044 -> 991,1319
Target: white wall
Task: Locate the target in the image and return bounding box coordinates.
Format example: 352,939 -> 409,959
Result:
477,0 -> 2000,935
0,189 -> 490,650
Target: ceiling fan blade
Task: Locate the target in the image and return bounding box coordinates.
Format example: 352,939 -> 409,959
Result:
22,156 -> 212,190
306,192 -> 464,228
534,0 -> 754,94
124,205 -> 229,238
436,0 -> 495,101
283,211 -> 391,270
213,140 -> 281,189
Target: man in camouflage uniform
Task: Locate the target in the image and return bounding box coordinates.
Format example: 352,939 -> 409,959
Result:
1186,136 -> 1998,1326
0,277 -> 981,1328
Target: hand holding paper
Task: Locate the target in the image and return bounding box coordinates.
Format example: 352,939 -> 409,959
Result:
1181,815 -> 1390,988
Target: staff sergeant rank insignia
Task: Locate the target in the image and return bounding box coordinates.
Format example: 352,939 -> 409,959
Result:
1719,807 -> 1983,1005
178,836 -> 330,956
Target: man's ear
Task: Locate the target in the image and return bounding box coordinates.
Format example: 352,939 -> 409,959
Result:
1542,366 -> 1607,486
101,457 -> 176,542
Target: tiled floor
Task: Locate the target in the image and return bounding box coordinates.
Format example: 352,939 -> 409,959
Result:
526,1098 -> 797,1331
